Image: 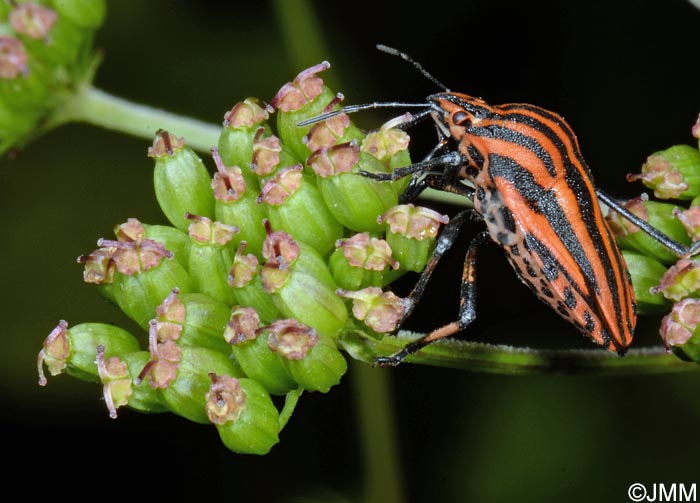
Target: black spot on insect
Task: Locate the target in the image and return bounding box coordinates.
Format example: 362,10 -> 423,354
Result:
476,186 -> 486,201
467,145 -> 483,166
465,165 -> 479,178
556,301 -> 568,316
564,287 -> 576,309
510,244 -> 520,256
499,207 -> 517,233
496,232 -> 511,245
540,285 -> 554,298
526,265 -> 538,277
584,310 -> 595,332
452,110 -> 469,125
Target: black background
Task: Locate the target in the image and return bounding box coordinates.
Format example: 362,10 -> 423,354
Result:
2,1 -> 700,502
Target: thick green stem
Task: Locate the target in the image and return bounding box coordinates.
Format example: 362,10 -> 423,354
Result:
51,85 -> 221,152
340,329 -> 699,375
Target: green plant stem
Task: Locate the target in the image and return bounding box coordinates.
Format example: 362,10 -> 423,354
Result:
340,329 -> 699,375
351,360 -> 404,503
50,85 -> 221,152
278,387 -> 303,431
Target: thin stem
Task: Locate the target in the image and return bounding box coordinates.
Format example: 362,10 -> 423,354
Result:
50,85 -> 221,152
278,387 -> 303,432
350,360 -> 405,503
340,329 -> 699,375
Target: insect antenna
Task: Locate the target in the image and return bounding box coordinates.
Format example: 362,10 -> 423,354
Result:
297,102 -> 431,127
376,44 -> 450,92
297,44 -> 446,128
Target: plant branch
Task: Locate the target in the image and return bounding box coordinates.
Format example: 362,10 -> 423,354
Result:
50,85 -> 221,152
340,329 -> 699,375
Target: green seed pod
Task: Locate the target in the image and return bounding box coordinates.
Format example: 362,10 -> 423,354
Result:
0,94 -> 39,154
186,214 -> 238,306
673,203 -> 700,243
211,147 -> 268,258
621,251 -> 672,315
607,196 -> 690,264
77,245 -> 117,303
260,226 -> 348,338
379,204 -> 450,273
104,238 -> 193,329
12,4 -> 82,67
659,298 -> 700,363
259,164 -> 343,256
228,243 -> 282,323
141,332 -> 241,424
302,110 -> 365,154
307,142 -> 399,233
9,3 -> 57,40
628,145 -> 700,200
148,130 -> 215,231
0,2 -> 11,18
218,98 -> 271,189
651,258 -> 700,301
269,62 -> 339,161
264,319 -> 347,393
250,132 -> 301,180
96,348 -> 168,418
37,321 -> 140,386
114,218 -> 191,270
330,233 -> 399,290
224,306 -> 296,395
337,287 -> 406,335
50,0 -> 107,28
360,113 -> 414,195
0,37 -> 50,112
153,289 -> 231,356
206,373 -> 280,455
142,223 -> 191,269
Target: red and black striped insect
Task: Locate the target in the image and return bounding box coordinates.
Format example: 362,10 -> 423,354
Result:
302,45 -> 700,366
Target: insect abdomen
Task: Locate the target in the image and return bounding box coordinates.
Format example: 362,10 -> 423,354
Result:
468,103 -> 636,353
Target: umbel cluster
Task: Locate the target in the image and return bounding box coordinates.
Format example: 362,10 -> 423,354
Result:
37,62 -> 451,454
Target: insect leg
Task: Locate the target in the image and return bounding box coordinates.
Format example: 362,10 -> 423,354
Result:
375,227 -> 490,367
360,151 -> 464,181
596,189 -> 700,257
400,173 -> 474,203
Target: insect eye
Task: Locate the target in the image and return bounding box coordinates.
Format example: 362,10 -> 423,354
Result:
452,111 -> 469,125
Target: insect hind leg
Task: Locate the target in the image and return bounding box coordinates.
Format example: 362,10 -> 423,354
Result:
597,189 -> 700,257
375,227 -> 490,367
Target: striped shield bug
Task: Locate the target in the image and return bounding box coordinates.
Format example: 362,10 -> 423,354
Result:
301,45 -> 700,366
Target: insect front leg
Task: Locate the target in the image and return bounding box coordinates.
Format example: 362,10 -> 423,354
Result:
375,226 -> 490,367
399,172 -> 474,204
360,151 -> 464,182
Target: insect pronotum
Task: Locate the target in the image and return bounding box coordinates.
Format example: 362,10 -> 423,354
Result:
301,45 -> 700,367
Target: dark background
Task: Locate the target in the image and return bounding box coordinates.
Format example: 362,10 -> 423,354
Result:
2,1 -> 700,501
